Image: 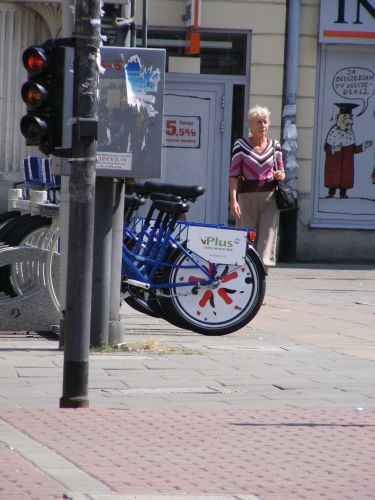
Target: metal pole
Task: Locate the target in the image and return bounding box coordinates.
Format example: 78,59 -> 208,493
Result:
142,0 -> 148,47
90,0 -> 131,347
285,0 -> 300,106
130,0 -> 136,47
108,0 -> 132,345
60,0 -> 101,408
59,0 -> 75,350
278,0 -> 301,263
108,178 -> 125,345
90,177 -> 113,346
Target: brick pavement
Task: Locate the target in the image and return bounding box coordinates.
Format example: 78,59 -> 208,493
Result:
0,264 -> 374,499
0,408 -> 374,499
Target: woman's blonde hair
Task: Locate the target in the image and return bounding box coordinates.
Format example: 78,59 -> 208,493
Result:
248,105 -> 271,125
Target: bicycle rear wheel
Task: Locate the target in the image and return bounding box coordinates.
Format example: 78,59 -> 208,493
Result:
122,231 -> 172,318
0,211 -> 21,229
123,284 -> 163,318
160,248 -> 265,335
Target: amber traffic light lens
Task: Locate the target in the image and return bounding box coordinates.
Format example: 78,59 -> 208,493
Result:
21,82 -> 48,109
25,87 -> 42,106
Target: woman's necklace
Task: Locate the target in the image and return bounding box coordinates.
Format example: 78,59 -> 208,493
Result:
249,136 -> 268,153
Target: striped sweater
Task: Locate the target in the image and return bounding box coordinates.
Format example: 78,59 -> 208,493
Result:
229,137 -> 284,192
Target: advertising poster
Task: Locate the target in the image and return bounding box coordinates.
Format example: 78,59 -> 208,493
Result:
187,226 -> 247,264
97,47 -> 166,178
312,44 -> 375,229
163,115 -> 201,148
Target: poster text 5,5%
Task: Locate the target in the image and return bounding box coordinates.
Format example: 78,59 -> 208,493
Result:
165,119 -> 197,138
178,128 -> 196,137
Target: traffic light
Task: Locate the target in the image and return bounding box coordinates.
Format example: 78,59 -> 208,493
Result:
20,40 -> 66,156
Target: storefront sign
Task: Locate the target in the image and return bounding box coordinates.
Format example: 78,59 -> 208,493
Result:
319,0 -> 375,44
163,115 -> 201,148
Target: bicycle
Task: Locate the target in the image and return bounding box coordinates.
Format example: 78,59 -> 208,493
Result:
122,181 -> 266,336
122,182 -> 189,318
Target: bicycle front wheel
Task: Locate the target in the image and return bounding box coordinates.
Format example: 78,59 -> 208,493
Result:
161,249 -> 266,335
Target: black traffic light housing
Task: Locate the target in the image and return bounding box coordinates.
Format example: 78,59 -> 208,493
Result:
20,39 -> 69,156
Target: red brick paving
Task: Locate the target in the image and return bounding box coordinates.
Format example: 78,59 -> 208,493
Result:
1,408 -> 375,499
0,441 -> 65,499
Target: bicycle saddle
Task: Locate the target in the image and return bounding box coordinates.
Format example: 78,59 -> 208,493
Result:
125,194 -> 146,208
150,192 -> 182,202
144,181 -> 205,201
152,200 -> 189,215
131,182 -> 149,196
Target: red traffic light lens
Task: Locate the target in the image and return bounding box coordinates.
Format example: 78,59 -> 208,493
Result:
21,82 -> 48,109
20,115 -> 48,143
22,47 -> 49,75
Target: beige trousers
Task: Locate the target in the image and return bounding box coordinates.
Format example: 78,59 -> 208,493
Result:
238,190 -> 279,267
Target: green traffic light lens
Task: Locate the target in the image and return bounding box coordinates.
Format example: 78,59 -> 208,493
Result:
20,115 -> 48,143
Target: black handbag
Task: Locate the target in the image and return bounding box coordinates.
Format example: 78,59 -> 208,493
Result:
273,141 -> 296,211
274,181 -> 296,211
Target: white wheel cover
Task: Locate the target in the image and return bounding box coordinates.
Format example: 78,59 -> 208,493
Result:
170,253 -> 258,328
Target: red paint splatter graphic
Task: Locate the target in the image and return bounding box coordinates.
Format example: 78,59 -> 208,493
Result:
220,271 -> 238,283
189,268 -> 244,317
218,288 -> 233,304
199,290 -> 213,307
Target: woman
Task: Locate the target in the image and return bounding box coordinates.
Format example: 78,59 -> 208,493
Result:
229,105 -> 285,271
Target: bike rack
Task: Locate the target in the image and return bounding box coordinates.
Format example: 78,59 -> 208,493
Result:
0,156 -> 62,333
0,231 -> 61,333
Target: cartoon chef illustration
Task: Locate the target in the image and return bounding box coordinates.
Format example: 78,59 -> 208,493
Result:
324,102 -> 373,199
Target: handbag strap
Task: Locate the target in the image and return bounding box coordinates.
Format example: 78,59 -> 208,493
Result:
238,136 -> 246,181
272,139 -> 277,172
272,139 -> 280,180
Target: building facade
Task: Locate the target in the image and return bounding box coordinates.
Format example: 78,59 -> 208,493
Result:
0,0 -> 374,262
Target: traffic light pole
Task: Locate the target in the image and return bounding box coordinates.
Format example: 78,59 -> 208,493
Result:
60,0 -> 101,408
91,1 -> 133,347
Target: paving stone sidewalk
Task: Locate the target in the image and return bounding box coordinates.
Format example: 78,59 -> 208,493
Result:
1,408 -> 374,500
0,264 -> 374,499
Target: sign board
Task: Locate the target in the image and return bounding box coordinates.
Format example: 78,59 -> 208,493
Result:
319,0 -> 375,45
97,47 -> 166,177
56,46 -> 166,179
187,226 -> 248,264
163,115 -> 201,148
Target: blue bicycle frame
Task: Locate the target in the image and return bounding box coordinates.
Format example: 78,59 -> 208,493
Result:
122,220 -> 254,291
122,231 -> 213,290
